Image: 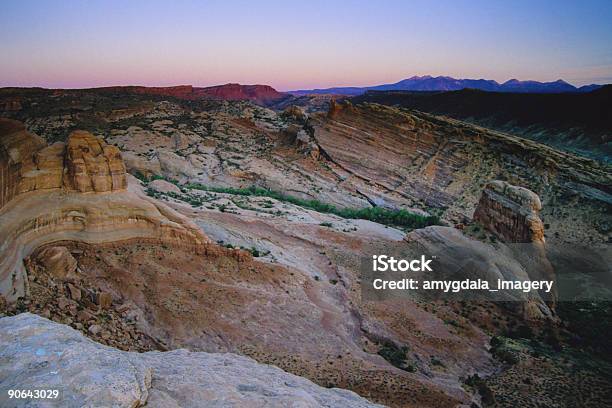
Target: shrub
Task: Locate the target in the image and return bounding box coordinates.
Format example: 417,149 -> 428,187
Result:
377,341 -> 413,372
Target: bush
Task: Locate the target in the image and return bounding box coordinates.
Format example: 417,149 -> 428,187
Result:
377,341 -> 414,372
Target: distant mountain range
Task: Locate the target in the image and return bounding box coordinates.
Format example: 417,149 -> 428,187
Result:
290,76 -> 604,95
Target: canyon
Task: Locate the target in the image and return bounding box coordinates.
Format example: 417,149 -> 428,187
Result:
0,86 -> 610,407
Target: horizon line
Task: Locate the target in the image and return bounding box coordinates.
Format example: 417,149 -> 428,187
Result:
1,75 -> 610,93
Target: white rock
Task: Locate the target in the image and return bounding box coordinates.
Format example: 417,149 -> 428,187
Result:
0,314 -> 384,408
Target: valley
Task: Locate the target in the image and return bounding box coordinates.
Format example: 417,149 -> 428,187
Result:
1,85 -> 611,408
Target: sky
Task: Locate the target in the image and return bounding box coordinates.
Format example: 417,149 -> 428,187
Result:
1,0 -> 611,90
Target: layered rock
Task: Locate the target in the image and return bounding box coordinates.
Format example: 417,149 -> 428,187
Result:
0,181 -> 210,301
0,119 -> 46,208
473,180 -> 545,243
64,130 -> 127,192
0,314 -> 381,408
1,119 -> 128,210
0,120 -> 209,302
310,102 -> 611,241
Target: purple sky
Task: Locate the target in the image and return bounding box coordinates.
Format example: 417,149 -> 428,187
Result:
1,0 -> 611,90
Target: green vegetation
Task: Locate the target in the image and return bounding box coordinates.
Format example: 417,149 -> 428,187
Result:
377,341 -> 416,372
490,336 -> 520,365
185,183 -> 440,230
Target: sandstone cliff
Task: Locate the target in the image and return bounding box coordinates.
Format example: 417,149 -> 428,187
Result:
0,314 -> 381,408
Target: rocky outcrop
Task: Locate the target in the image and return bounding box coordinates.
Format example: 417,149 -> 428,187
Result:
0,180 -> 210,301
0,314 -> 381,408
64,130 -> 127,192
404,226 -> 553,319
473,180 -> 545,243
0,120 -> 128,210
0,120 -> 210,302
0,119 -> 47,208
281,105 -> 309,123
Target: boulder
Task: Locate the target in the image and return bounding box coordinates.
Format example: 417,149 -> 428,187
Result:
97,292 -> 112,310
0,314 -> 382,408
35,246 -> 78,281
66,283 -> 81,301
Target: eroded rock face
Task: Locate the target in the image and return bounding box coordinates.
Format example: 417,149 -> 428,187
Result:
0,120 -> 210,301
1,120 -> 128,210
0,314 -> 381,408
64,130 -> 127,192
0,119 -> 47,208
473,180 -> 545,243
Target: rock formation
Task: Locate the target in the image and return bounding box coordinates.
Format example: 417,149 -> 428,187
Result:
404,226 -> 553,319
473,180 -> 545,243
281,105 -> 309,123
0,120 -> 128,209
0,119 -> 46,208
64,130 -> 127,192
0,119 -> 209,302
0,314 -> 381,408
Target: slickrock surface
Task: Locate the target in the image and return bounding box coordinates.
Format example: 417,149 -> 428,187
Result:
310,102 -> 611,243
473,180 -> 545,243
0,313 -> 383,408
